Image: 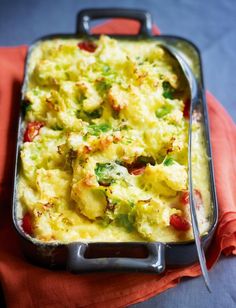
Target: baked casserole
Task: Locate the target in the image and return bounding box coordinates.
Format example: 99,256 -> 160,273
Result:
18,35 -> 211,243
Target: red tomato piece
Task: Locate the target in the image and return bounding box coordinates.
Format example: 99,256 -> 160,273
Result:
180,191 -> 189,205
180,189 -> 203,209
23,121 -> 44,142
183,98 -> 190,118
78,41 -> 97,52
170,214 -> 190,231
130,166 -> 146,175
22,212 -> 33,235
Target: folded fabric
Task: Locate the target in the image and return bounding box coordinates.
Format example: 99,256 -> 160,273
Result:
0,19 -> 235,308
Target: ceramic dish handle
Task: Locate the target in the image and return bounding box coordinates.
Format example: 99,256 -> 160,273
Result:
76,8 -> 153,37
67,242 -> 165,273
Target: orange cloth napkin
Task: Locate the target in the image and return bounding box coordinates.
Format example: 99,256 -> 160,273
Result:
0,19 -> 236,308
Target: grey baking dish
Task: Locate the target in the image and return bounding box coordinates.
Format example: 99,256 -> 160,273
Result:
12,8 -> 218,273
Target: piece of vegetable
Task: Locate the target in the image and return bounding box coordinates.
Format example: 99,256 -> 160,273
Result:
163,156 -> 175,166
87,123 -> 111,136
183,98 -> 190,118
95,163 -> 114,186
95,162 -> 128,186
180,191 -> 189,205
22,212 -> 33,235
130,166 -> 146,175
170,214 -> 190,231
180,189 -> 203,209
77,41 -> 97,52
162,81 -> 175,99
125,156 -> 154,175
96,78 -> 112,94
23,121 -> 44,142
95,163 -> 116,186
115,213 -> 135,232
155,105 -> 172,118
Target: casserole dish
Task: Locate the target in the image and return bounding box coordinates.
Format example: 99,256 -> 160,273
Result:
12,8 -> 218,273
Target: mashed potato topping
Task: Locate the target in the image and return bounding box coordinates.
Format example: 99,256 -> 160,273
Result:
18,35 -> 211,243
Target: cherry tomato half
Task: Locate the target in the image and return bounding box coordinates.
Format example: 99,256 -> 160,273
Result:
129,166 -> 146,175
180,191 -> 189,205
22,212 -> 33,235
78,41 -> 97,53
23,121 -> 44,142
170,214 -> 190,231
183,98 -> 190,119
180,189 -> 203,209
